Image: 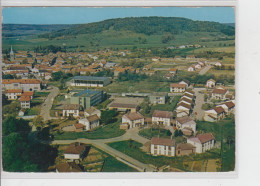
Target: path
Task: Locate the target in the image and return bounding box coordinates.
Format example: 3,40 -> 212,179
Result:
40,86 -> 59,121
199,65 -> 212,75
193,88 -> 206,120
51,127 -> 154,172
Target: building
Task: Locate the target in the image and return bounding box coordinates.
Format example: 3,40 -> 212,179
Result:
64,142 -> 87,160
149,92 -> 168,104
108,102 -> 138,112
204,106 -> 226,122
152,110 -> 173,126
151,137 -> 175,157
176,102 -> 192,117
219,101 -> 235,115
5,89 -> 22,100
62,104 -> 81,118
70,89 -> 103,109
211,88 -> 229,100
122,112 -> 144,128
20,96 -> 31,109
170,83 -> 186,93
56,162 -> 83,172
187,133 -> 215,153
10,46 -> 15,61
84,107 -> 101,118
70,76 -> 111,87
78,115 -> 100,131
176,116 -> 196,134
176,143 -> 196,156
169,68 -> 178,74
206,79 -> 216,88
2,79 -> 41,91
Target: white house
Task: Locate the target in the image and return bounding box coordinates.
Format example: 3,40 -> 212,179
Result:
187,66 -> 195,72
79,114 -> 100,131
84,107 -> 101,118
218,101 -> 235,115
176,116 -> 196,134
195,64 -> 202,70
204,106 -> 226,122
170,83 -> 186,93
151,137 -> 175,157
64,142 -> 87,160
5,89 -> 23,100
211,88 -> 229,100
179,80 -> 190,87
152,110 -> 173,126
214,62 -> 222,67
122,112 -> 144,128
63,104 -> 80,118
178,97 -> 193,106
206,79 -> 216,88
176,103 -> 191,117
187,133 -> 215,153
20,96 -> 31,109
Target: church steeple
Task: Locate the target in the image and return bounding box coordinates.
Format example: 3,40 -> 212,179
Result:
10,45 -> 15,61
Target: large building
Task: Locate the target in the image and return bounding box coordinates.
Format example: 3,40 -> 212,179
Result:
151,137 -> 175,157
70,76 -> 111,87
2,79 -> 41,91
149,92 -> 168,104
70,89 -> 103,109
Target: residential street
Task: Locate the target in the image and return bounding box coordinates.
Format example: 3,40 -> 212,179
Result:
199,65 -> 212,75
40,86 -> 59,121
52,127 -> 155,172
193,88 -> 206,121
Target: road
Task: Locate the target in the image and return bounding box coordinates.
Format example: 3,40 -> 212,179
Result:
199,65 -> 212,75
40,86 -> 59,121
52,127 -> 155,172
193,88 -> 206,121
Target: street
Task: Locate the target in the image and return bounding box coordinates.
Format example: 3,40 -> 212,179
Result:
199,65 -> 212,75
193,88 -> 206,121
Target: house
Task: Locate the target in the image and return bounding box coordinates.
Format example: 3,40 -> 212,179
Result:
211,88 -> 229,100
108,102 -> 138,113
2,79 -> 41,91
182,93 -> 194,101
169,68 -> 178,74
70,76 -> 111,87
176,116 -> 196,134
114,67 -> 127,77
64,142 -> 87,160
214,62 -> 222,67
78,114 -> 100,131
204,106 -> 226,122
195,64 -> 202,70
176,103 -> 191,116
170,83 -> 186,93
152,110 -> 173,126
70,89 -> 103,109
206,79 -> 216,88
179,80 -> 190,87
179,97 -> 193,106
163,73 -> 175,80
176,143 -> 196,156
187,66 -> 195,72
149,92 -> 168,104
120,123 -> 129,130
63,104 -> 81,118
84,107 -> 101,118
184,89 -> 195,97
56,162 -> 83,172
122,112 -> 144,128
20,96 -> 31,109
73,123 -> 86,132
5,89 -> 22,100
218,101 -> 235,115
151,137 -> 175,157
187,133 -> 215,153
20,91 -> 34,99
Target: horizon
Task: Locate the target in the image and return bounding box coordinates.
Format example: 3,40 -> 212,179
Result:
3,7 -> 235,24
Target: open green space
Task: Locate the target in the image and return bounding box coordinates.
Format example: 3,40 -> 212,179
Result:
34,92 -> 50,97
139,128 -> 172,139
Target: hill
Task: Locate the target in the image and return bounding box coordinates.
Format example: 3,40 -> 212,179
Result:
2,17 -> 235,51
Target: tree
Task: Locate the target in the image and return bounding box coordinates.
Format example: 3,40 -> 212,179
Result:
33,116 -> 44,129
101,110 -> 117,125
2,94 -> 10,106
51,71 -> 63,81
2,116 -> 31,136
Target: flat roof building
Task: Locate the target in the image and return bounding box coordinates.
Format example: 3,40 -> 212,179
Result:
71,76 -> 111,87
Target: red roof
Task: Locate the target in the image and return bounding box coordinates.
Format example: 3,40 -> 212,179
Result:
56,162 -> 83,172
7,89 -> 23,93
151,137 -> 175,147
225,101 -> 235,109
212,88 -> 227,94
213,106 -> 225,114
21,91 -> 34,96
64,142 -> 86,155
197,133 -> 215,143
152,110 -> 173,118
20,96 -> 31,102
74,123 -> 85,129
123,112 -> 144,121
170,83 -> 186,88
2,79 -> 41,84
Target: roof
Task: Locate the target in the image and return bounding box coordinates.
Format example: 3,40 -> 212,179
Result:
197,133 -> 215,143
179,97 -> 193,104
213,106 -> 225,114
85,107 -> 100,114
21,91 -> 34,96
177,102 -> 192,109
56,162 -> 83,172
73,76 -> 110,81
73,89 -> 101,97
207,79 -> 216,83
123,112 -> 144,121
225,101 -> 235,109
74,123 -> 85,129
86,114 -> 99,122
182,93 -> 194,99
64,142 -> 86,155
176,116 -> 196,125
64,104 -> 80,110
169,68 -> 177,72
212,88 -> 228,94
109,102 -> 138,109
151,137 -> 175,147
170,83 -> 186,88
176,143 -> 196,150
2,79 -> 41,84
185,89 -> 195,95
7,89 -> 23,93
19,96 -> 31,102
152,110 -> 173,118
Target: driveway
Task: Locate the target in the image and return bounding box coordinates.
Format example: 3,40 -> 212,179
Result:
40,86 -> 59,121
199,65 -> 212,75
193,88 -> 206,121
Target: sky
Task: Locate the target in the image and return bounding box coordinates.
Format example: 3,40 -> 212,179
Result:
3,7 -> 235,24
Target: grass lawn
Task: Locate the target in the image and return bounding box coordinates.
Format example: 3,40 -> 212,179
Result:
34,92 -> 50,97
208,68 -> 235,77
139,128 -> 172,139
53,119 -> 125,140
107,140 -> 220,170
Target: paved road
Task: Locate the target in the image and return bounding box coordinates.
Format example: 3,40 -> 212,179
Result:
52,127 -> 155,172
199,65 -> 212,75
40,86 -> 59,121
193,88 -> 206,121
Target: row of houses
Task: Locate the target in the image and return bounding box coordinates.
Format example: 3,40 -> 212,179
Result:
175,89 -> 195,118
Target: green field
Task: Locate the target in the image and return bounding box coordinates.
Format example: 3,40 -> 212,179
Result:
139,128 -> 172,139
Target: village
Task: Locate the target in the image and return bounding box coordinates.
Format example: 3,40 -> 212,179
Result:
2,45 -> 235,172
